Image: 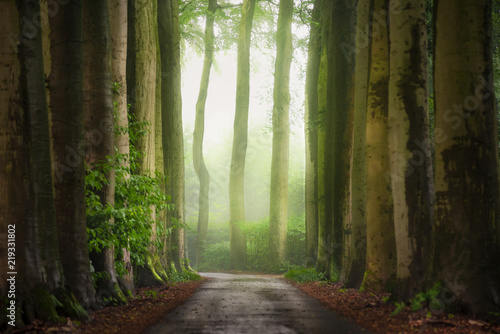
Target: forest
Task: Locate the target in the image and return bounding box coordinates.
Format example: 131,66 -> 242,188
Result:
1,0 -> 500,330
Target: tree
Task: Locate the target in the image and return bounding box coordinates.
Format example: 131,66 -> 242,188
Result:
107,0 -> 134,294
83,0 -> 126,304
431,0 -> 500,314
128,0 -> 164,286
49,0 -> 97,308
268,0 -> 293,270
325,0 -> 356,281
343,0 -> 369,289
387,0 -> 434,300
361,0 -> 397,293
304,0 -> 321,267
193,0 -> 217,267
229,0 -> 257,269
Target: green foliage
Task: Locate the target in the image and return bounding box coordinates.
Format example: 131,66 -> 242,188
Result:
283,266 -> 325,283
409,283 -> 443,312
85,112 -> 172,282
195,241 -> 231,272
390,302 -> 406,316
169,270 -> 203,283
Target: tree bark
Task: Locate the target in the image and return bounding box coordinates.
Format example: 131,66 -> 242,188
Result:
229,0 -> 257,270
361,0 -> 397,293
107,0 -> 134,294
83,0 -> 126,305
268,0 -> 293,271
304,0 -> 321,267
193,0 -> 217,267
48,0 -> 97,308
431,0 -> 500,314
343,0 -> 369,289
387,0 -> 434,300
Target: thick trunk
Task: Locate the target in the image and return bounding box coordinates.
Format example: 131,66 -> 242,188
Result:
107,0 -> 134,294
48,0 -> 97,308
268,0 -> 293,271
83,0 -> 126,305
193,0 -> 217,267
431,0 -> 500,314
388,0 -> 434,300
325,0 -> 356,281
343,0 -> 369,289
361,0 -> 397,293
229,0 -> 257,270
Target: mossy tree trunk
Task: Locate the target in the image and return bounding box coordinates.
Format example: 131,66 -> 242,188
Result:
48,0 -> 97,308
361,0 -> 397,293
387,0 -> 434,300
229,0 -> 257,270
325,0 -> 356,281
304,0 -> 321,267
107,0 -> 134,294
268,0 -> 293,271
343,0 -> 369,289
83,0 -> 126,305
193,0 -> 217,267
431,0 -> 500,314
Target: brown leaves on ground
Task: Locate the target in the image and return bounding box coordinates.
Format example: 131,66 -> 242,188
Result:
291,281 -> 500,333
9,279 -> 204,334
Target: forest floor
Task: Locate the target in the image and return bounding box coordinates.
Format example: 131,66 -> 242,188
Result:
8,274 -> 500,333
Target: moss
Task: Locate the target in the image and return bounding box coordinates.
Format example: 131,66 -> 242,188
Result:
54,287 -> 88,319
32,285 -> 65,323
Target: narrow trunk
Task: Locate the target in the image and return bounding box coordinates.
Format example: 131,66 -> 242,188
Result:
48,0 -> 97,308
361,0 -> 397,293
343,0 -> 369,289
229,0 -> 257,270
193,0 -> 217,267
83,0 -> 126,305
431,0 -> 500,314
388,0 -> 434,300
268,0 -> 293,271
304,0 -> 321,267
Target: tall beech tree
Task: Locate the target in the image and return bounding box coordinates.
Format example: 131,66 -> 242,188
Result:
325,0 -> 356,280
107,0 -> 134,294
361,0 -> 397,293
193,0 -> 217,266
387,0 -> 434,300
83,0 -> 126,304
229,0 -> 257,269
304,0 -> 321,267
49,0 -> 97,308
268,0 -> 293,270
343,0 -> 369,289
431,0 -> 500,314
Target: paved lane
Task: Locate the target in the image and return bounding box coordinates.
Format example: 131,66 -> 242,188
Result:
145,273 -> 368,333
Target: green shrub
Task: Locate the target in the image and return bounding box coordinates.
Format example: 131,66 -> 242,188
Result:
283,267 -> 325,283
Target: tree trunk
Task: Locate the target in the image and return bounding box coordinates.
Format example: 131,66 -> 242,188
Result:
128,0 -> 164,287
48,0 -> 97,308
83,0 -> 126,305
193,0 -> 217,267
431,0 -> 500,314
315,0 -> 332,275
107,0 -> 134,294
304,0 -> 321,267
325,0 -> 356,281
268,0 -> 293,271
387,0 -> 434,300
343,0 -> 369,289
229,0 -> 257,270
361,0 -> 397,293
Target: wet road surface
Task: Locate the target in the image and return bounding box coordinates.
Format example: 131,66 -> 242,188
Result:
145,272 -> 369,334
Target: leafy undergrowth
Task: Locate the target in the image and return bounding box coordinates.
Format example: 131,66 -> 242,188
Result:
8,279 -> 205,334
291,281 -> 500,333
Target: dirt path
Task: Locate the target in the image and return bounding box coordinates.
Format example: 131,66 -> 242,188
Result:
145,273 -> 368,334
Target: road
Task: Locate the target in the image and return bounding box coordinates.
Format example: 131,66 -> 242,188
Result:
145,272 -> 369,334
